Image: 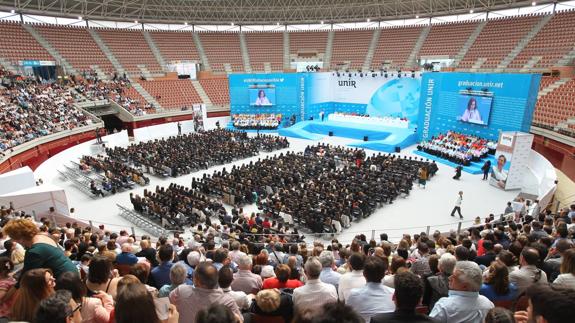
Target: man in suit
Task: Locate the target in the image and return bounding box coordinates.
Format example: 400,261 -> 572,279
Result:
371,271 -> 434,323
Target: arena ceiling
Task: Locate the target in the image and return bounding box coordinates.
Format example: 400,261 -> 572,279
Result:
0,0 -> 559,25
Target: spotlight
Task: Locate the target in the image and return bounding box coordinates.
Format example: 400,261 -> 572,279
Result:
184,22 -> 188,26
348,73 -> 352,77
78,16 -> 83,20
384,73 -> 388,78
10,9 -> 15,14
134,20 -> 138,24
416,15 -> 419,19
411,71 -> 415,78
367,18 -> 370,22
336,72 -> 340,77
360,72 -> 363,77
231,22 -> 235,26
320,20 -> 324,24
372,73 -> 376,78
469,9 -> 474,14
532,1 -> 536,6
398,73 -> 402,78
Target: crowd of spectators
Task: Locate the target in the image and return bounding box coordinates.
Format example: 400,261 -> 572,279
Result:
105,130 -> 289,178
232,114 -> 282,130
0,201 -> 574,323
417,131 -> 497,166
198,144 -> 434,233
78,155 -> 149,197
0,68 -> 93,152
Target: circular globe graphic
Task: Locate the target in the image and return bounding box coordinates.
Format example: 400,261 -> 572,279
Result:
365,78 -> 421,123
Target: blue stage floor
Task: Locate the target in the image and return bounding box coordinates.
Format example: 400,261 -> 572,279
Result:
278,120 -> 418,153
412,149 -> 498,175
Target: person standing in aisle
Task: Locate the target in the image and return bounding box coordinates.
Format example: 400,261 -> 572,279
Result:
450,191 -> 463,219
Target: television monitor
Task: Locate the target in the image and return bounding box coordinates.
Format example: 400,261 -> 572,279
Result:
249,88 -> 275,106
457,94 -> 493,126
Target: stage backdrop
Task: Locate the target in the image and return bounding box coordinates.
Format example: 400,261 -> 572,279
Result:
229,72 -> 422,126
416,72 -> 541,142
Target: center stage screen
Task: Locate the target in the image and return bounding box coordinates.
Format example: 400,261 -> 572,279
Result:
457,94 -> 493,126
249,88 -> 276,106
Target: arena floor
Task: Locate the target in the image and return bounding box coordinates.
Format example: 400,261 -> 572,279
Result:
35,117 -> 524,245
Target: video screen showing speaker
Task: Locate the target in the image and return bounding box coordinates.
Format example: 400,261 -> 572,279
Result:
457,93 -> 493,126
249,88 -> 276,106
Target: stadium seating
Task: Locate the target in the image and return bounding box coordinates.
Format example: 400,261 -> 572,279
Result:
138,79 -> 202,110
458,15 -> 541,69
289,31 -> 329,58
419,21 -> 479,58
330,29 -> 374,70
198,32 -> 244,73
245,32 -> 284,72
147,31 -> 200,63
199,78 -> 230,105
0,22 -> 53,64
371,26 -> 423,70
509,10 -> 575,69
95,28 -> 163,75
36,25 -> 115,74
533,78 -> 575,128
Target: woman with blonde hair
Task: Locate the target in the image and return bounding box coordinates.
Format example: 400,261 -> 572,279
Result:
3,219 -> 77,283
250,288 -> 293,322
10,268 -> 56,322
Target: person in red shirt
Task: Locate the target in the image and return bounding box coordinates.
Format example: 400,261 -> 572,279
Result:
262,264 -> 303,290
262,218 -> 271,229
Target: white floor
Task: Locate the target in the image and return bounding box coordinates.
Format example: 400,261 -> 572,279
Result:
34,117 -> 522,245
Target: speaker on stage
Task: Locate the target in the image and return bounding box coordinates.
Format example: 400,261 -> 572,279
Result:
363,136 -> 368,141
329,131 -> 333,136
395,146 -> 401,153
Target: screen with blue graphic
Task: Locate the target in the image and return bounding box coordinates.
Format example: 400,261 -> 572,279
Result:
457,94 -> 493,126
416,72 -> 541,142
249,88 -> 276,106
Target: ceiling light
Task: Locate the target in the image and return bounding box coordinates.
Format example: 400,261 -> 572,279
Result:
78,16 -> 82,20
231,22 -> 234,26
10,10 -> 15,14
469,9 -> 474,14
416,15 -> 419,19
184,22 -> 188,26
367,18 -> 370,22
320,20 -> 324,24
532,1 -> 536,5
134,20 -> 138,24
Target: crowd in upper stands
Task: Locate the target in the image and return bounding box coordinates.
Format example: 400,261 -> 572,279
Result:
104,129 -> 289,178
0,67 -> 93,152
417,131 -> 497,166
0,199 -> 574,323
232,114 -> 282,130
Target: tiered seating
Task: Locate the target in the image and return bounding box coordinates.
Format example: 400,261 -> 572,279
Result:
419,22 -> 479,58
95,29 -> 163,75
509,11 -> 575,69
533,78 -> 575,128
371,26 -> 423,70
458,15 -> 541,69
199,78 -> 230,105
198,32 -> 243,72
331,29 -> 373,70
538,76 -> 558,90
36,25 -> 114,74
289,31 -> 329,58
245,32 -> 284,72
0,22 -> 53,64
147,31 -> 200,63
138,79 -> 202,109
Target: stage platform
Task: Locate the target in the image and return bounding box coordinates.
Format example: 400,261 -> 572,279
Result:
278,120 -> 418,153
412,149 -> 498,175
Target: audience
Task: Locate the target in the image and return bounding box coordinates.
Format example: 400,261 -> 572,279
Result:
553,248 -> 575,289
293,257 -> 337,313
509,247 -> 547,294
338,252 -> 366,302
417,131 -> 495,166
514,284 -> 575,323
480,261 -> 518,302
11,268 -> 56,322
35,289 -> 82,323
232,113 -> 282,130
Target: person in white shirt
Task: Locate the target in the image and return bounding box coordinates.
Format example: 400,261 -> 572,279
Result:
346,256 -> 395,322
255,90 -> 271,106
293,257 -> 338,313
228,241 -> 246,265
430,261 -> 494,323
450,191 -> 463,219
338,253 -> 367,302
553,248 -> 575,290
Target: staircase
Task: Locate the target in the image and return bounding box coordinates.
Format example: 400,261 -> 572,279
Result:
90,65 -> 109,80
537,78 -> 570,99
283,31 -> 290,70
88,29 -> 126,76
22,24 -> 77,75
191,80 -> 212,105
0,57 -> 18,74
323,30 -> 335,70
405,26 -> 430,69
453,21 -> 487,68
143,31 -> 167,72
520,56 -> 542,72
557,44 -> 575,66
497,15 -> 552,70
131,82 -> 163,111
264,62 -> 273,73
362,29 -> 381,71
470,58 -> 487,71
137,65 -> 153,80
192,33 -> 211,72
239,33 -> 252,73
